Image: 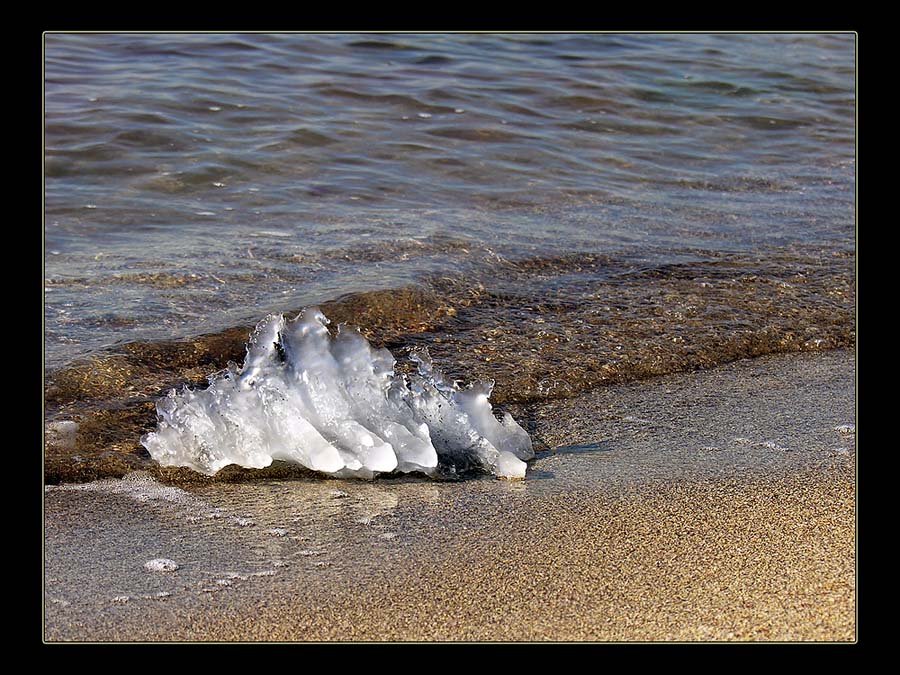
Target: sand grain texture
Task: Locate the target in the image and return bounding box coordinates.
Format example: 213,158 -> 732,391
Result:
44,350 -> 856,642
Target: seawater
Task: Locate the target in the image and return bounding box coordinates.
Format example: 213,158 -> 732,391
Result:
43,33 -> 856,482
45,33 -> 854,364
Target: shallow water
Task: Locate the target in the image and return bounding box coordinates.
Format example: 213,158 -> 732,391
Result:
45,33 -> 855,364
43,33 -> 855,482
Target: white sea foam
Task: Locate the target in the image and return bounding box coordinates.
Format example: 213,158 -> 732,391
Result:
46,471 -> 198,506
141,308 -> 533,479
144,558 -> 179,573
46,420 -> 78,450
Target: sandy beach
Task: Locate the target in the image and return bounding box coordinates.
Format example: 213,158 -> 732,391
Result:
44,33 -> 856,644
43,349 -> 856,642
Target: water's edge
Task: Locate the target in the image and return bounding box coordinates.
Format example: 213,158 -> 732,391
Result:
44,246 -> 855,484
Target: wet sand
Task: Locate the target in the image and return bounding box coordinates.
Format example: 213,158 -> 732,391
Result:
43,349 -> 856,642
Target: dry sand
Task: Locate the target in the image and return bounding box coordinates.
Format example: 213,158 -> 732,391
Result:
44,350 -> 856,642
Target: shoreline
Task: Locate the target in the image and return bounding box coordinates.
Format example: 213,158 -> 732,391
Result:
44,349 -> 856,642
43,245 -> 855,486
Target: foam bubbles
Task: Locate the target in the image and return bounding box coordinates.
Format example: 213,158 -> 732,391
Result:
46,420 -> 78,450
47,472 -> 199,507
144,558 -> 179,573
142,309 -> 533,479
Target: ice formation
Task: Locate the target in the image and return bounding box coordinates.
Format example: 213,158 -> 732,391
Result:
141,308 -> 533,479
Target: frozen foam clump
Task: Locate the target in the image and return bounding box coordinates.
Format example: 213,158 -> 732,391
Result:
142,308 -> 533,479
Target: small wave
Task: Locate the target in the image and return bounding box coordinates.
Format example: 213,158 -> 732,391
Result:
425,126 -> 533,143
141,308 -> 534,480
348,39 -> 412,51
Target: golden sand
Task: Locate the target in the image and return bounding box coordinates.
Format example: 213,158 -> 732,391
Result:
172,467 -> 854,642
44,350 -> 856,642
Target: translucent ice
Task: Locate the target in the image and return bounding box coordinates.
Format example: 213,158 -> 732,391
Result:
142,308 -> 533,479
